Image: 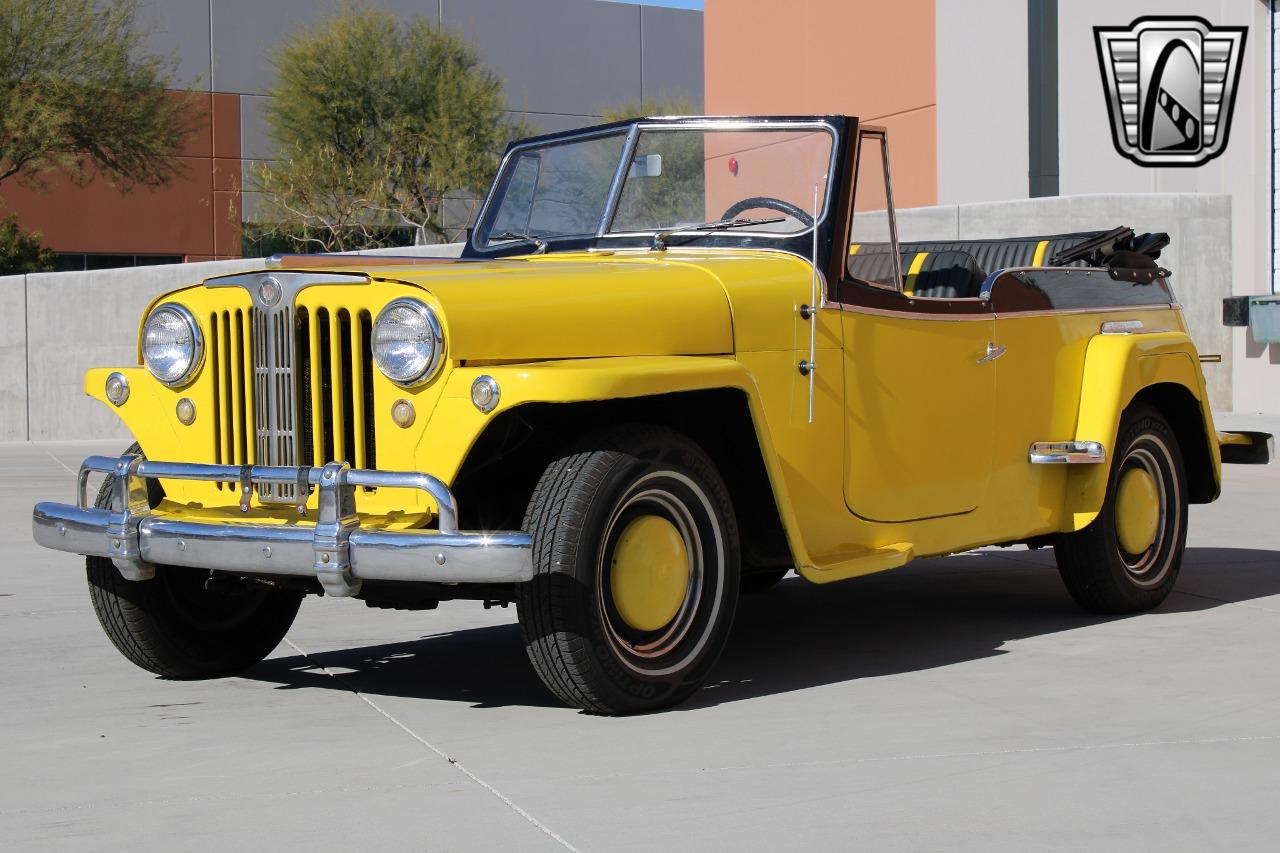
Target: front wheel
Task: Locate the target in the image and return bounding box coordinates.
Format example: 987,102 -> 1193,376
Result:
1054,405 -> 1188,613
87,444 -> 303,678
516,425 -> 740,714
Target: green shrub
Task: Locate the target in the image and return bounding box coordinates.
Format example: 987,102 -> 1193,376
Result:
0,215 -> 55,274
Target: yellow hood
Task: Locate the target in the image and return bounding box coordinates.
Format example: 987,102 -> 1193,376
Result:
377,253 -> 735,362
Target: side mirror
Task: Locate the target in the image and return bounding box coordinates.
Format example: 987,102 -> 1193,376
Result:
628,153 -> 663,179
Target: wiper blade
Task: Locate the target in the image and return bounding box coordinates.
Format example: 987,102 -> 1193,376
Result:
491,231 -> 548,254
651,217 -> 785,250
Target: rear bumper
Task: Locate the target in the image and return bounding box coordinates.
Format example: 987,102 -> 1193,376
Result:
32,455 -> 532,596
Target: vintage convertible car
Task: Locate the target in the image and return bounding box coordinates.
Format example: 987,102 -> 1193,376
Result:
32,116 -> 1272,713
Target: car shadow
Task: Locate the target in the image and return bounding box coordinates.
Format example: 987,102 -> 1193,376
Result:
243,546 -> 1279,712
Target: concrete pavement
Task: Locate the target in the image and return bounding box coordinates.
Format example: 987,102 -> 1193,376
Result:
2,422 -> 1278,851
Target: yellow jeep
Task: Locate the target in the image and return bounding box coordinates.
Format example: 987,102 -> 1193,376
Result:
32,116 -> 1273,713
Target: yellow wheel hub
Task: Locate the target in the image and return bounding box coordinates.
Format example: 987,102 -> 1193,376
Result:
609,515 -> 690,632
1115,467 -> 1160,554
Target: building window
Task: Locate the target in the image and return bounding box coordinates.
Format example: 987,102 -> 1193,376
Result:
53,253 -> 185,272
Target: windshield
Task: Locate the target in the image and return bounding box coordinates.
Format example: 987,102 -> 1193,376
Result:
476,123 -> 835,249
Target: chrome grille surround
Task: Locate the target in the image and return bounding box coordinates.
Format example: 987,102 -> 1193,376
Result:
205,271 -> 370,504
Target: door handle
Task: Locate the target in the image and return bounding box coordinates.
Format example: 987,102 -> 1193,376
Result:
976,342 -> 1006,364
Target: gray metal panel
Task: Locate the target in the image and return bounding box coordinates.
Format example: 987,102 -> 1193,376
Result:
135,0 -> 212,90
442,0 -> 642,116
210,0 -> 342,95
512,110 -> 601,135
239,94 -> 275,160
641,6 -> 704,108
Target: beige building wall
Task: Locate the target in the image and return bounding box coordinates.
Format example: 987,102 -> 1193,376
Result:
703,0 -> 938,209
935,0 -> 1030,205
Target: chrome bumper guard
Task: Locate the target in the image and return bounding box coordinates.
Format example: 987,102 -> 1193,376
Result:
32,456 -> 532,597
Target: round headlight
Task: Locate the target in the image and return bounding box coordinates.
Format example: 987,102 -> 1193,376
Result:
142,304 -> 202,386
372,299 -> 443,386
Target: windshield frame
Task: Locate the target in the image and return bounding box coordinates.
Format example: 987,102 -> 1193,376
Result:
467,116 -> 845,258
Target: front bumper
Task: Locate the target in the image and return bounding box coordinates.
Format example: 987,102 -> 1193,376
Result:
32,455 -> 532,597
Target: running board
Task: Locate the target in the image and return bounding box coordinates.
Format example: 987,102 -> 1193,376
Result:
798,543 -> 914,585
1028,441 -> 1107,464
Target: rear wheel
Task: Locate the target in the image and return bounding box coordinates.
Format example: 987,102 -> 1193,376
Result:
516,425 -> 740,714
1054,405 -> 1188,613
87,444 -> 303,678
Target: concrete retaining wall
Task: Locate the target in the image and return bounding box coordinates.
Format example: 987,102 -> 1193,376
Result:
0,192 -> 1245,441
0,277 -> 27,441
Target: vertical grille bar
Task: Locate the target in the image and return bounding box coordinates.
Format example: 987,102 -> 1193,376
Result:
227,310 -> 243,464
242,308 -> 255,464
221,311 -> 235,465
360,311 -> 376,471
329,309 -> 347,463
210,312 -> 222,467
253,307 -> 266,469
349,310 -> 367,469
307,309 -> 325,467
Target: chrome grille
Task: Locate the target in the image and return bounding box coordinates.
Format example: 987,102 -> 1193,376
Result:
253,304 -> 299,502
206,271 -> 378,507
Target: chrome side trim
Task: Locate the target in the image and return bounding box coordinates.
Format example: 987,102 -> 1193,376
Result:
1028,441 -> 1107,464
33,456 -> 526,596
1101,320 -> 1145,334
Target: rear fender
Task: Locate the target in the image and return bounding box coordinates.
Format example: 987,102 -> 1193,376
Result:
1065,331 -> 1218,530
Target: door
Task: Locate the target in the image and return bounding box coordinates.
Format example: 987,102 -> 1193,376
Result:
838,129 -> 995,522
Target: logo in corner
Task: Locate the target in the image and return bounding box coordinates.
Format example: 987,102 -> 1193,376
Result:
1094,16 -> 1247,167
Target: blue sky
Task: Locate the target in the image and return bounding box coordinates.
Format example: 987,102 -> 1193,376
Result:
603,0 -> 704,9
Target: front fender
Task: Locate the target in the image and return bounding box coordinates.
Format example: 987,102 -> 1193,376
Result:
420,356 -> 760,477
418,355 -> 814,566
1064,331 -> 1219,530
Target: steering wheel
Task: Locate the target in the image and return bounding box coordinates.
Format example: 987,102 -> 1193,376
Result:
721,196 -> 814,228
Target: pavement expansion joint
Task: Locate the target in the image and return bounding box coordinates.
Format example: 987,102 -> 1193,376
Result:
281,638 -> 580,852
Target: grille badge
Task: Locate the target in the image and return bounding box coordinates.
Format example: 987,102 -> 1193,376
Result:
259,276 -> 282,307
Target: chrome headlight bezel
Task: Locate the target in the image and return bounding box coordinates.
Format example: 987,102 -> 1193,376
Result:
142,303 -> 203,387
372,298 -> 444,387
